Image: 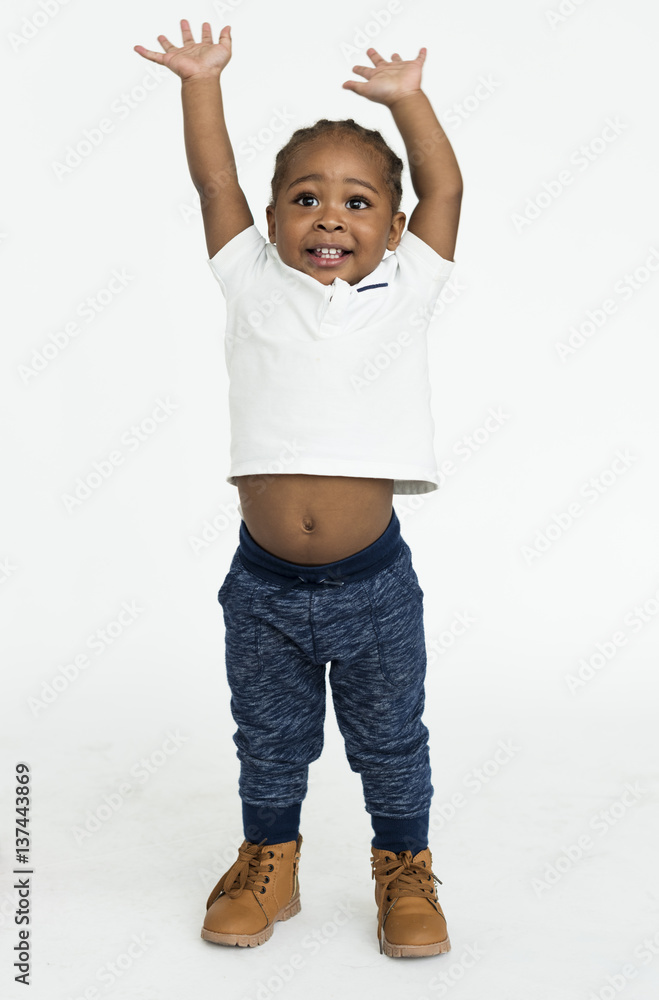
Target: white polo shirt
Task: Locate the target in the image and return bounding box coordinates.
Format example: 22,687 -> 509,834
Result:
207,225 -> 455,494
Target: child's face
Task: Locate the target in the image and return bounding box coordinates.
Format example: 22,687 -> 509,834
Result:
265,137 -> 405,287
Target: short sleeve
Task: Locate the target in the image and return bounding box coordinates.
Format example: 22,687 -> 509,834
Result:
395,229 -> 455,286
206,225 -> 267,299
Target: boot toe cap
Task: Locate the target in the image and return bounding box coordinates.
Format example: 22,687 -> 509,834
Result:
384,899 -> 448,947
203,894 -> 267,936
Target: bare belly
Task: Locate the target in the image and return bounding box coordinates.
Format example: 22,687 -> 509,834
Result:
235,474 -> 395,564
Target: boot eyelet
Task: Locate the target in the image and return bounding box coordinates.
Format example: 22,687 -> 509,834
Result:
264,876 -> 270,883
260,887 -> 266,893
268,852 -> 274,858
386,895 -> 391,901
268,864 -> 274,871
384,856 -> 390,862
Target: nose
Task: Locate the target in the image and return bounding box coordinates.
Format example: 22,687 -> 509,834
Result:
313,209 -> 346,232
314,220 -> 346,232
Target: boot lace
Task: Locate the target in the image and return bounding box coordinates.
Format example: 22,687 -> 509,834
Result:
371,850 -> 443,952
207,839 -> 274,907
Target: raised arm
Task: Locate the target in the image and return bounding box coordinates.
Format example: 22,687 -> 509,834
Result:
343,47 -> 462,262
135,20 -> 253,259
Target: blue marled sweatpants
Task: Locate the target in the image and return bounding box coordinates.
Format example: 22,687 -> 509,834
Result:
217,507 -> 433,845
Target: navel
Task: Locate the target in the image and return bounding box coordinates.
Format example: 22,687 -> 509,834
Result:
301,516 -> 315,533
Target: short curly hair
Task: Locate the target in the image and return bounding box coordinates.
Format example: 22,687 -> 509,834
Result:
268,118 -> 404,216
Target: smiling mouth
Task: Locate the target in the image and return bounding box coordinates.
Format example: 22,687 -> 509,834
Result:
306,248 -> 353,267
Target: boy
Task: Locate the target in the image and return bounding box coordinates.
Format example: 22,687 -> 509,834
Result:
134,20 -> 462,958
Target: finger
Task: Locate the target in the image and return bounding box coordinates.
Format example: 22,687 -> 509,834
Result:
391,53 -> 402,61
351,64 -> 375,80
366,46 -> 385,64
218,24 -> 231,43
157,33 -> 176,51
342,81 -> 369,97
417,47 -> 427,62
133,45 -> 165,64
201,21 -> 213,43
180,19 -> 194,44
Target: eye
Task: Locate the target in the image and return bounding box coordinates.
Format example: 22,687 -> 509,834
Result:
293,192 -> 319,207
292,192 -> 371,210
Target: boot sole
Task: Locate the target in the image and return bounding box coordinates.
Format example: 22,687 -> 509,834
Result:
381,931 -> 451,958
201,894 -> 301,947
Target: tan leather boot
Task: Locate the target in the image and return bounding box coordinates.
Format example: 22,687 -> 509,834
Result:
201,834 -> 302,947
371,845 -> 451,958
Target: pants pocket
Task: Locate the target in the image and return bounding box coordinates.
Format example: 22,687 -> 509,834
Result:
218,555 -> 263,682
366,553 -> 427,686
382,543 -> 424,602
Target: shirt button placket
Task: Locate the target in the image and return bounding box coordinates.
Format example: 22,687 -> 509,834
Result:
319,280 -> 352,339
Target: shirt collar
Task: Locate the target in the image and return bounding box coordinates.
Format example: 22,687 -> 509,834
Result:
268,243 -> 394,295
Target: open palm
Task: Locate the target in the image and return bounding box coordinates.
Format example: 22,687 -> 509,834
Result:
343,46 -> 426,106
134,19 -> 231,80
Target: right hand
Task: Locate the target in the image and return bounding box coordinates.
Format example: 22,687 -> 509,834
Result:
134,20 -> 232,80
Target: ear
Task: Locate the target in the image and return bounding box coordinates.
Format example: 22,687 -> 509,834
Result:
265,204 -> 276,243
385,211 -> 406,251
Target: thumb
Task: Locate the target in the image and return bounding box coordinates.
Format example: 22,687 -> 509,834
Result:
342,80 -> 369,97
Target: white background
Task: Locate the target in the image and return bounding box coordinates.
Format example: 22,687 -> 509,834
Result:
2,0 -> 659,998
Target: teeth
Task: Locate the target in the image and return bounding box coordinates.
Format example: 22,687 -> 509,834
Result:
314,248 -> 344,256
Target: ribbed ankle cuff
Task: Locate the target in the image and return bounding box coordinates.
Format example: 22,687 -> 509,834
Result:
242,801 -> 301,845
370,811 -> 429,856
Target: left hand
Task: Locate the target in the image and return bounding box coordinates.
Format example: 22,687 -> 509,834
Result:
342,46 -> 426,107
